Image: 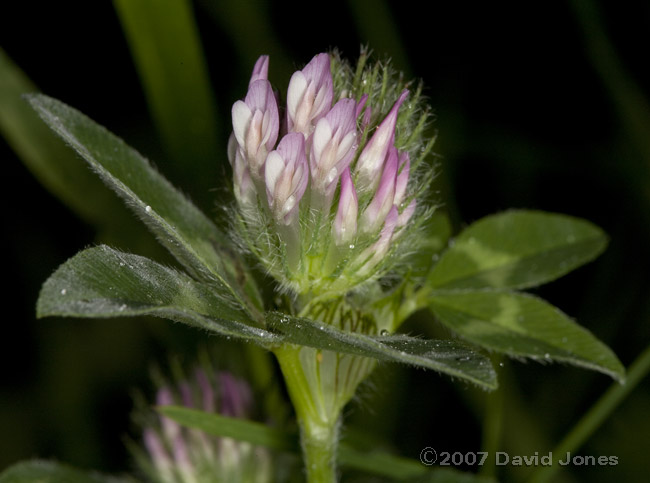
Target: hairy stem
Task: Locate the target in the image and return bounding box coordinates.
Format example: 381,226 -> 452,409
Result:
274,345 -> 340,482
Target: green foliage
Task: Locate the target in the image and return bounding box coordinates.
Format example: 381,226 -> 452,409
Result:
160,406 -> 489,481
27,94 -> 262,317
267,312 -> 497,390
31,94 -> 498,391
427,210 -> 608,291
113,0 -> 221,204
429,291 -> 625,381
424,210 -> 624,381
20,39 -> 626,482
36,246 -> 272,344
0,460 -> 133,483
159,406 -> 298,452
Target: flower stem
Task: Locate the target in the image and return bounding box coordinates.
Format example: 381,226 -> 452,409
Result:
274,345 -> 339,482
301,417 -> 339,483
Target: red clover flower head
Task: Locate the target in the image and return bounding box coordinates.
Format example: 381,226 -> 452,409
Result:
229,50 -> 435,296
138,369 -> 272,483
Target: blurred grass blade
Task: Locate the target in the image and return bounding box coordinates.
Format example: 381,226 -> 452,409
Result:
338,444 -> 427,480
0,48 -> 126,226
267,312 -> 497,389
570,0 -> 650,168
405,468 -> 497,483
428,210 -> 608,291
113,0 -> 220,196
429,290 -> 625,382
37,245 -> 276,345
159,405 -> 299,452
160,405 -> 466,479
0,460 -> 133,483
28,94 -> 262,316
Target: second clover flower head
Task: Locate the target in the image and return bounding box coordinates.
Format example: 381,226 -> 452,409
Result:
229,51 -> 433,295
139,369 -> 272,483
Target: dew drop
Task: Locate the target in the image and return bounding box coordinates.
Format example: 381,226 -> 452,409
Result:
118,304 -> 127,311
349,244 -> 355,249
380,329 -> 389,336
60,289 -> 67,295
499,362 -> 505,367
145,205 -> 152,213
544,353 -> 551,360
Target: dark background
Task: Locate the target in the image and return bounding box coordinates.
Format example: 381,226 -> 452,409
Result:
2,1 -> 649,482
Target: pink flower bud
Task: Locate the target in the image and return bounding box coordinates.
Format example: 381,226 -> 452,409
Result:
397,198 -> 416,227
232,79 -> 279,177
195,369 -> 216,413
355,90 -> 408,192
249,55 -> 269,85
357,206 -> 399,276
333,167 -> 358,245
265,133 -> 309,224
172,433 -> 194,475
287,53 -> 333,134
393,151 -> 410,207
156,387 -> 181,443
310,98 -> 357,195
219,372 -> 253,418
360,146 -> 399,234
144,429 -> 172,471
355,94 -> 372,131
228,134 -> 255,206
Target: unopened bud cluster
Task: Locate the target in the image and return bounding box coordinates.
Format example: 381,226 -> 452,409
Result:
137,369 -> 272,483
229,50 -> 434,296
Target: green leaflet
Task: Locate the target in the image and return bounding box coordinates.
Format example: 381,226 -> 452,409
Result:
37,246 -> 276,345
266,312 -> 497,390
0,460 -> 133,483
429,290 -> 625,382
27,94 -> 262,317
428,210 -> 608,290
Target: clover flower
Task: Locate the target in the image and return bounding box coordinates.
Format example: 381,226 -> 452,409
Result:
136,369 -> 272,483
229,50 -> 435,296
